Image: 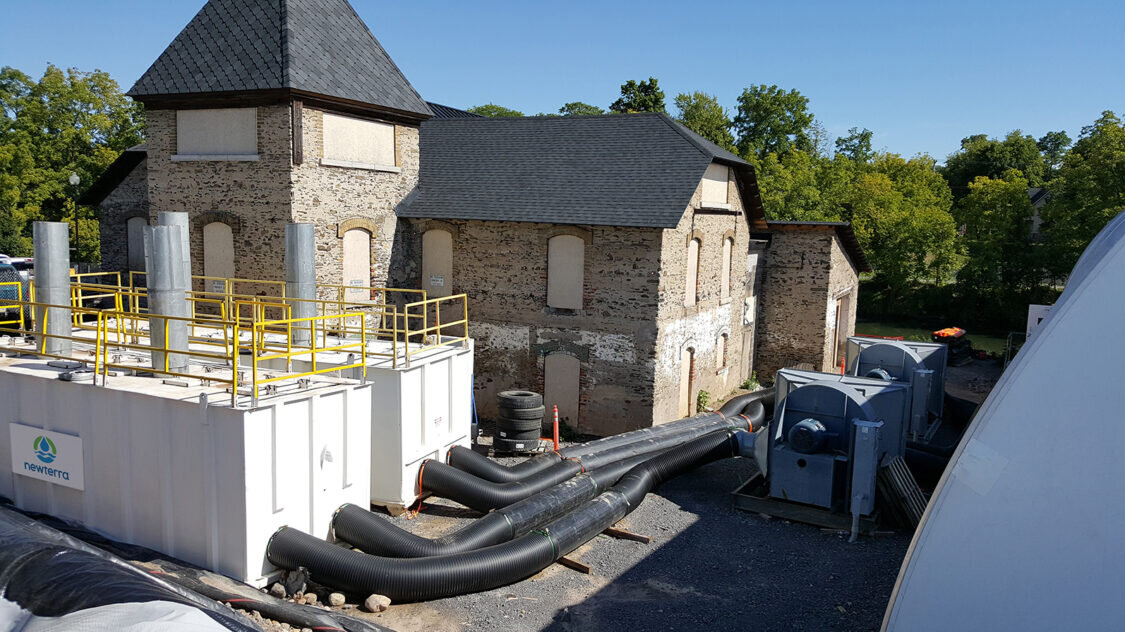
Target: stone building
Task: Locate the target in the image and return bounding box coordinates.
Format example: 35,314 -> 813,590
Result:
86,0 -> 869,436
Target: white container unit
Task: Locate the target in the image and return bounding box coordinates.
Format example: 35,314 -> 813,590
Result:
258,340 -> 476,511
0,360 -> 371,585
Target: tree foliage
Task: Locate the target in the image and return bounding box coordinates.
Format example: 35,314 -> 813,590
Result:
941,130 -> 1046,194
467,103 -> 524,118
609,77 -> 665,114
835,127 -> 874,163
558,101 -> 605,116
0,65 -> 144,259
673,92 -> 735,152
1041,111 -> 1125,276
1036,130 -> 1071,179
732,85 -> 815,160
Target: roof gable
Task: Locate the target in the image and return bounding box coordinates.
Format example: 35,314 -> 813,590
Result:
129,0 -> 431,119
401,113 -> 766,229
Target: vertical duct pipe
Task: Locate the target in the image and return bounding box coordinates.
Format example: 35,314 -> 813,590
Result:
285,223 -> 316,346
145,225 -> 190,373
32,221 -> 72,357
157,212 -> 192,293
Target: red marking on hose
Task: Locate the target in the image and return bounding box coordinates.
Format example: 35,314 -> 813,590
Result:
417,460 -> 428,494
716,410 -> 726,420
739,414 -> 752,431
566,456 -> 585,473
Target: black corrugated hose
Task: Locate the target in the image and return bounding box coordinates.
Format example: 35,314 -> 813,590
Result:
333,454 -> 651,557
420,401 -> 766,511
447,389 -> 773,483
267,428 -> 745,602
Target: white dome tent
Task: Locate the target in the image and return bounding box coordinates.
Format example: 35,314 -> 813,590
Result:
884,210 -> 1125,631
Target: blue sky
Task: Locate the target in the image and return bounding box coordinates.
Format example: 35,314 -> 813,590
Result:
2,0 -> 1122,161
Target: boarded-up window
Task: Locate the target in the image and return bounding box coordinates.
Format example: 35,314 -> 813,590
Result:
323,113 -> 395,167
202,222 -> 234,293
702,163 -> 729,207
547,235 -> 584,309
342,229 -> 371,302
717,333 -> 728,369
545,353 -> 581,429
126,216 -> 147,272
685,238 -> 701,306
720,237 -> 733,301
678,347 -> 695,418
422,229 -> 453,298
176,108 -> 257,156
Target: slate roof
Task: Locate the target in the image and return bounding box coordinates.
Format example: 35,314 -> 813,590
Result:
129,0 -> 431,118
766,221 -> 871,272
427,102 -> 484,119
401,113 -> 765,229
78,145 -> 147,206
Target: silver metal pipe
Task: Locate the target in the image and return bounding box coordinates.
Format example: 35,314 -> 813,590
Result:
285,223 -> 316,345
32,221 -> 72,357
157,212 -> 192,291
145,225 -> 190,372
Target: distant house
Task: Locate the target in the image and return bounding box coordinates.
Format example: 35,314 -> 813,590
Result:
86,0 -> 868,435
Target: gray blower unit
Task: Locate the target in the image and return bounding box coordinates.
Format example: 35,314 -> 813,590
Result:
845,337 -> 948,439
767,369 -> 911,523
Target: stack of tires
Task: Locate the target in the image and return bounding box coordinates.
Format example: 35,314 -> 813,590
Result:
494,390 -> 544,453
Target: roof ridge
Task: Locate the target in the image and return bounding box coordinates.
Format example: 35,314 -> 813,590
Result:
655,112 -> 712,160
430,112 -> 670,123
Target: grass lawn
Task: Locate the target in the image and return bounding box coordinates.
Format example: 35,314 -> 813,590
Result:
855,320 -> 1010,356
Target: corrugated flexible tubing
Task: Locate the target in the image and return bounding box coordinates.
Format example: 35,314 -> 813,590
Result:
333,454 -> 653,558
447,389 -> 773,483
420,401 -> 766,512
266,428 -> 746,602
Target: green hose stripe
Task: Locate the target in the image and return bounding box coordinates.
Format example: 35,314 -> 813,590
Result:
502,512 -> 516,539
533,528 -> 558,559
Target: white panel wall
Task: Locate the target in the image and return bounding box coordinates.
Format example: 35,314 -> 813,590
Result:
323,113 -> 395,167
176,108 -> 257,156
0,364 -> 371,585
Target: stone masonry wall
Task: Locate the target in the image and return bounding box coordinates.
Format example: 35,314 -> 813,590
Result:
393,219 -> 662,436
98,159 -> 149,274
653,170 -> 754,424
291,107 -> 420,296
822,233 -> 859,371
145,106 -> 293,293
755,228 -> 835,380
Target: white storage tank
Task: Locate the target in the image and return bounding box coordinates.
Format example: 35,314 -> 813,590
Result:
0,358 -> 372,586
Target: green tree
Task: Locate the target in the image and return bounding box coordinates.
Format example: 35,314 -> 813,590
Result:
609,77 -> 665,114
673,92 -> 735,152
835,127 -> 874,163
941,130 -> 1047,194
467,103 -> 524,117
1036,130 -> 1071,180
849,154 -> 961,296
953,171 -> 1041,313
0,65 -> 144,260
732,84 -> 815,160
558,101 -> 605,116
1041,111 -> 1125,277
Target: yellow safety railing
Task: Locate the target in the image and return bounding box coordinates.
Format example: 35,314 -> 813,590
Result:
242,308 -> 368,401
402,293 -> 470,366
0,282 -> 26,328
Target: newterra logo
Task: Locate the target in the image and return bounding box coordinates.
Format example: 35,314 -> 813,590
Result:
34,435 -> 57,464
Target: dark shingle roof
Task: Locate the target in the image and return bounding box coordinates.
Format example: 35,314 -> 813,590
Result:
401,113 -> 764,229
129,0 -> 430,118
766,221 -> 871,272
79,145 -> 147,206
426,102 -> 484,119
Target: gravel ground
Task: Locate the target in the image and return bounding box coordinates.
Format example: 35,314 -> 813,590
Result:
360,444 -> 911,632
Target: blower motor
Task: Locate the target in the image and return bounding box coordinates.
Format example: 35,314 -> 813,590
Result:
787,418 -> 829,454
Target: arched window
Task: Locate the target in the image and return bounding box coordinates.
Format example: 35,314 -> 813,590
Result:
544,353 -> 581,429
720,237 -> 733,301
422,229 -> 453,298
678,345 -> 696,417
202,221 -> 234,293
342,228 -> 371,302
126,216 -> 147,272
717,332 -> 729,369
547,234 -> 584,309
685,238 -> 701,307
